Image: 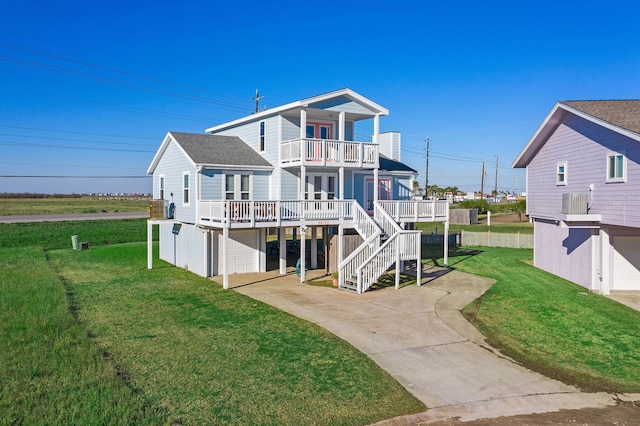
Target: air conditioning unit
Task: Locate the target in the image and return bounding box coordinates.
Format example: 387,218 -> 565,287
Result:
562,193 -> 587,214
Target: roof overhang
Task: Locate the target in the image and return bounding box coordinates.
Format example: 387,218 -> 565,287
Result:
205,88 -> 389,133
199,163 -> 273,171
513,102 -> 640,168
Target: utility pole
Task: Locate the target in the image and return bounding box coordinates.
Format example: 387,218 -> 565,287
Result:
480,161 -> 486,199
425,137 -> 430,199
251,89 -> 264,113
494,154 -> 499,201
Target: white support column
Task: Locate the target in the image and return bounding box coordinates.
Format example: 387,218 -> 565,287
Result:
311,227 -> 318,269
300,166 -> 306,203
147,220 -> 153,269
339,111 -> 345,141
601,226 -> 610,295
279,228 -> 287,274
300,108 -> 307,139
444,220 -> 450,267
395,239 -> 401,290
300,226 -> 306,282
416,233 -> 422,286
338,225 -> 344,276
222,226 -> 229,289
373,113 -> 380,144
339,167 -> 344,200
373,168 -> 379,203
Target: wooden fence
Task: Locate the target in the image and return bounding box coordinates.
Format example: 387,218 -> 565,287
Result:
460,230 -> 533,249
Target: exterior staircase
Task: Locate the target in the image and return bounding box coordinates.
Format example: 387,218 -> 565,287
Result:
338,201 -> 422,293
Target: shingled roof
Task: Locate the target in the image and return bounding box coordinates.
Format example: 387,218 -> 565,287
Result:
562,100 -> 640,135
379,154 -> 416,173
169,132 -> 272,168
513,100 -> 640,168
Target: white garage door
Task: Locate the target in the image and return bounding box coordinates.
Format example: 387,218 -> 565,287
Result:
613,236 -> 640,291
219,230 -> 259,274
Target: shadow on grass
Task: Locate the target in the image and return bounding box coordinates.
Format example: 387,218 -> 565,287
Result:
423,245 -> 484,268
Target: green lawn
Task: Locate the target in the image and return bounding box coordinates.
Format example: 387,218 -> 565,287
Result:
438,247 -> 640,392
0,218 -> 156,250
0,218 -> 424,425
0,247 -> 165,425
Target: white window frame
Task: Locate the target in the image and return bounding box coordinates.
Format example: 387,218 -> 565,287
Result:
304,173 -> 337,200
182,171 -> 190,206
223,172 -> 253,200
556,162 -> 567,186
259,121 -> 266,152
606,151 -> 626,183
159,174 -> 165,199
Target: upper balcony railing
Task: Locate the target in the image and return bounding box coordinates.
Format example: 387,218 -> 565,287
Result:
280,138 -> 379,168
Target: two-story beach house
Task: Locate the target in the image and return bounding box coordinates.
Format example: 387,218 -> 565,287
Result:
513,100 -> 640,294
147,89 -> 450,293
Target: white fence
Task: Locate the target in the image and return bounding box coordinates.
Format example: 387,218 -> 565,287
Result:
460,231 -> 533,249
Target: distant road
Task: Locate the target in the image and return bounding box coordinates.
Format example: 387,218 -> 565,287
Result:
0,212 -> 148,224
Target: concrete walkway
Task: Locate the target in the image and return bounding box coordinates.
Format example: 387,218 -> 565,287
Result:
219,267 -> 638,423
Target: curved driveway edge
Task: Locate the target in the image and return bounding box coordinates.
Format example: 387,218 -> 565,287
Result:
230,268 -> 632,423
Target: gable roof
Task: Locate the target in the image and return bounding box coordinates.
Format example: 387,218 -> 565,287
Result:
512,100 -> 640,168
206,88 -> 389,133
379,154 -> 417,174
147,132 -> 272,174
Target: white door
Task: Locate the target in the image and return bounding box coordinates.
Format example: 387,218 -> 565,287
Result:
219,230 -> 259,274
613,236 -> 640,290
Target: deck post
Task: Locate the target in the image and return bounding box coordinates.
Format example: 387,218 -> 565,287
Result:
222,225 -> 229,289
300,226 -> 306,282
147,220 -> 153,269
311,226 -> 317,269
416,233 -> 422,286
279,228 -> 286,274
395,238 -> 401,290
444,219 -> 450,267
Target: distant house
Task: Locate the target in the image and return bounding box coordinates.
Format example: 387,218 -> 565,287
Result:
513,100 -> 640,294
147,89 -> 450,293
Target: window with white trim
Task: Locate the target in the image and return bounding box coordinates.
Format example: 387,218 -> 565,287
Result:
606,152 -> 626,183
259,121 -> 265,151
159,175 -> 165,199
182,172 -> 190,205
225,173 -> 252,200
556,162 -> 567,186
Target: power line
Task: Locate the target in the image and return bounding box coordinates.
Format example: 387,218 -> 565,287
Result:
0,175 -> 150,179
0,124 -> 157,140
0,140 -> 154,153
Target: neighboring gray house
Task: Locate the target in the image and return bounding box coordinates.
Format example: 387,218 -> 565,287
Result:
513,100 -> 640,294
147,89 -> 450,293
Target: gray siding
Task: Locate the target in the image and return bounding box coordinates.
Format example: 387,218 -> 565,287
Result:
533,219 -> 596,290
153,141 -> 196,223
281,115 -> 300,141
527,114 -> 640,227
309,96 -> 376,116
253,171 -> 271,199
280,168 -> 299,199
201,169 -> 222,200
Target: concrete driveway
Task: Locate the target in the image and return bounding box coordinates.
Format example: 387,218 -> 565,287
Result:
225,267 -> 635,423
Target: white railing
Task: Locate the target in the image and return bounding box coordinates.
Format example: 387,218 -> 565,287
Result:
377,200 -> 449,222
373,202 -> 402,237
198,199 -> 353,226
280,138 -> 379,168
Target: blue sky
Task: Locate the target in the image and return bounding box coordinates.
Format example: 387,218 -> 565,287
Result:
1,0 -> 639,194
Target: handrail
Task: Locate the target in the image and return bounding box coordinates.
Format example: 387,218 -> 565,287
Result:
280,138 -> 379,167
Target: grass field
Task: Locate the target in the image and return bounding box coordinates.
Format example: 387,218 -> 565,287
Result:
0,218 -> 156,250
0,196 -> 150,216
1,221 -> 424,424
434,247 -> 640,393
